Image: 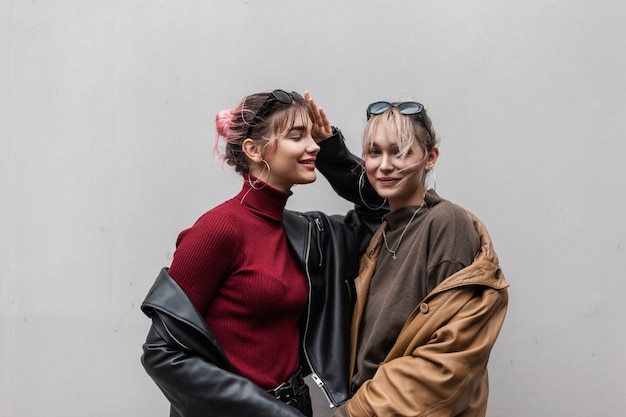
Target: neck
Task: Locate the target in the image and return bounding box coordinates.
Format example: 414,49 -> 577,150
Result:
389,190 -> 426,212
239,174 -> 292,220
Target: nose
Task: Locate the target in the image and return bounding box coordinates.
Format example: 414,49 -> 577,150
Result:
379,152 -> 393,172
306,135 -> 320,154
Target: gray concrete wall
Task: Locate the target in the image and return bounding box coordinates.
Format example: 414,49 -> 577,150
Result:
2,1 -> 625,416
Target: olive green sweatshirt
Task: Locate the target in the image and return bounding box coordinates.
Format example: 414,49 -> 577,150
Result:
351,190 -> 481,391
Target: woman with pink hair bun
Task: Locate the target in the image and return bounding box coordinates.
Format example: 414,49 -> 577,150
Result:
140,89 -> 387,417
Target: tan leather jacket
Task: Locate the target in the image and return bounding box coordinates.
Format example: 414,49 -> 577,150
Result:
346,209 -> 509,417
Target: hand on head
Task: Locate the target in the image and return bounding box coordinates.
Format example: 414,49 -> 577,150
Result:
304,91 -> 333,142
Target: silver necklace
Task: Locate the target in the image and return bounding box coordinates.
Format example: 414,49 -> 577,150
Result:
383,204 -> 425,260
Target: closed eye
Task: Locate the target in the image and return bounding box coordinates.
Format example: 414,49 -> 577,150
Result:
287,125 -> 309,141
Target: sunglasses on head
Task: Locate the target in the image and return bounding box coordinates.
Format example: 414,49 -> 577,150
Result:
246,89 -> 304,138
366,101 -> 433,140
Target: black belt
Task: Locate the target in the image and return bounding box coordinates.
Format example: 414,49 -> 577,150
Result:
267,368 -> 306,404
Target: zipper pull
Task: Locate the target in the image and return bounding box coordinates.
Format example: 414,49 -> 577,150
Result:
310,373 -> 324,387
314,217 -> 324,232
311,373 -> 336,408
313,218 -> 324,266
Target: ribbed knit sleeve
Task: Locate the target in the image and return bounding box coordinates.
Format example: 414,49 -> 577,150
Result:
168,207 -> 240,315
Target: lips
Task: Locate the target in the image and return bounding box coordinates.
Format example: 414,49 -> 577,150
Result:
377,176 -> 400,186
299,158 -> 317,167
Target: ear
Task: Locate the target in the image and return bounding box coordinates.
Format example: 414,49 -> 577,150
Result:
425,147 -> 439,171
242,139 -> 263,164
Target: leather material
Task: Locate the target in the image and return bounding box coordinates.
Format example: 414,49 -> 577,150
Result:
345,209 -> 509,417
141,269 -> 305,417
141,131 -> 387,415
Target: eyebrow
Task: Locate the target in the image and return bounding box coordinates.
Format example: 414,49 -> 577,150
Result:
289,125 -> 307,133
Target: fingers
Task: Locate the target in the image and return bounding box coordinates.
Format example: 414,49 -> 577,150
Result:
318,107 -> 330,130
305,91 -> 321,118
304,91 -> 316,112
304,91 -> 324,125
304,90 -> 333,141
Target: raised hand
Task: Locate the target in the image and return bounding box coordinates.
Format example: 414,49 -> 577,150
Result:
305,91 -> 333,143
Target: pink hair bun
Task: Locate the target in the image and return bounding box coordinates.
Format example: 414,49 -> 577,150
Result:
215,109 -> 233,137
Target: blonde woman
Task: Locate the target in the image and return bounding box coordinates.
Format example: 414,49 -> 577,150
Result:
333,101 -> 509,417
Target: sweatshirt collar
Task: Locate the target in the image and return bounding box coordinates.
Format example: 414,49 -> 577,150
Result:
383,189 -> 442,230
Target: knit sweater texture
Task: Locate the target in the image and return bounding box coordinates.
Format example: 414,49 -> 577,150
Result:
168,176 -> 307,390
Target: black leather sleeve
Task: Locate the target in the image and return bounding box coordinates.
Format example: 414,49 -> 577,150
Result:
316,129 -> 384,204
141,315 -> 305,417
315,128 -> 388,252
140,269 -> 305,417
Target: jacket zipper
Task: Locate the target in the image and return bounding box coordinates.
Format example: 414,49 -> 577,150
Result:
313,217 -> 324,266
301,219 -> 335,408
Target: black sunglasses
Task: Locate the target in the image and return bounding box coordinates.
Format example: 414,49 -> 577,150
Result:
246,89 -> 304,138
366,101 -> 433,140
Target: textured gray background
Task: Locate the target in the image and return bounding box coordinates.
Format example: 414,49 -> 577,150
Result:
2,1 -> 625,416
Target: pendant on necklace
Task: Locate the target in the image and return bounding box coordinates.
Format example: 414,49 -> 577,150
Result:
382,203 -> 425,262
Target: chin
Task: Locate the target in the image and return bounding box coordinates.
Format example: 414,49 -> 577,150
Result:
372,186 -> 393,198
299,174 -> 317,185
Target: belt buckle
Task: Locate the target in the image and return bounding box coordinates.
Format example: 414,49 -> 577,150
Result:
275,383 -> 295,404
272,380 -> 298,404
269,368 -> 304,405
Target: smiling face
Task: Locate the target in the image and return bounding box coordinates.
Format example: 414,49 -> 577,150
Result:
364,122 -> 438,211
244,105 -> 320,192
262,113 -> 319,191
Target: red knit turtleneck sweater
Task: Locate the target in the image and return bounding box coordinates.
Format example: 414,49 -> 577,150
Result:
168,177 -> 308,389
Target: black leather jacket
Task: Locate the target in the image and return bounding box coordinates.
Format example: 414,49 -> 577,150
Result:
141,131 -> 386,417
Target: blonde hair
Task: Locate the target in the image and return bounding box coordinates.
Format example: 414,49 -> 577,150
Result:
362,105 -> 439,158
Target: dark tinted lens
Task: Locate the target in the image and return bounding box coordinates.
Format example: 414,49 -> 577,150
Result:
290,91 -> 304,101
247,90 -> 294,137
272,89 -> 293,104
397,102 -> 423,115
368,101 -> 392,115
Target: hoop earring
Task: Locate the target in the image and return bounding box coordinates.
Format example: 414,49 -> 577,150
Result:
358,170 -> 387,210
241,160 -> 271,205
248,159 -> 271,190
